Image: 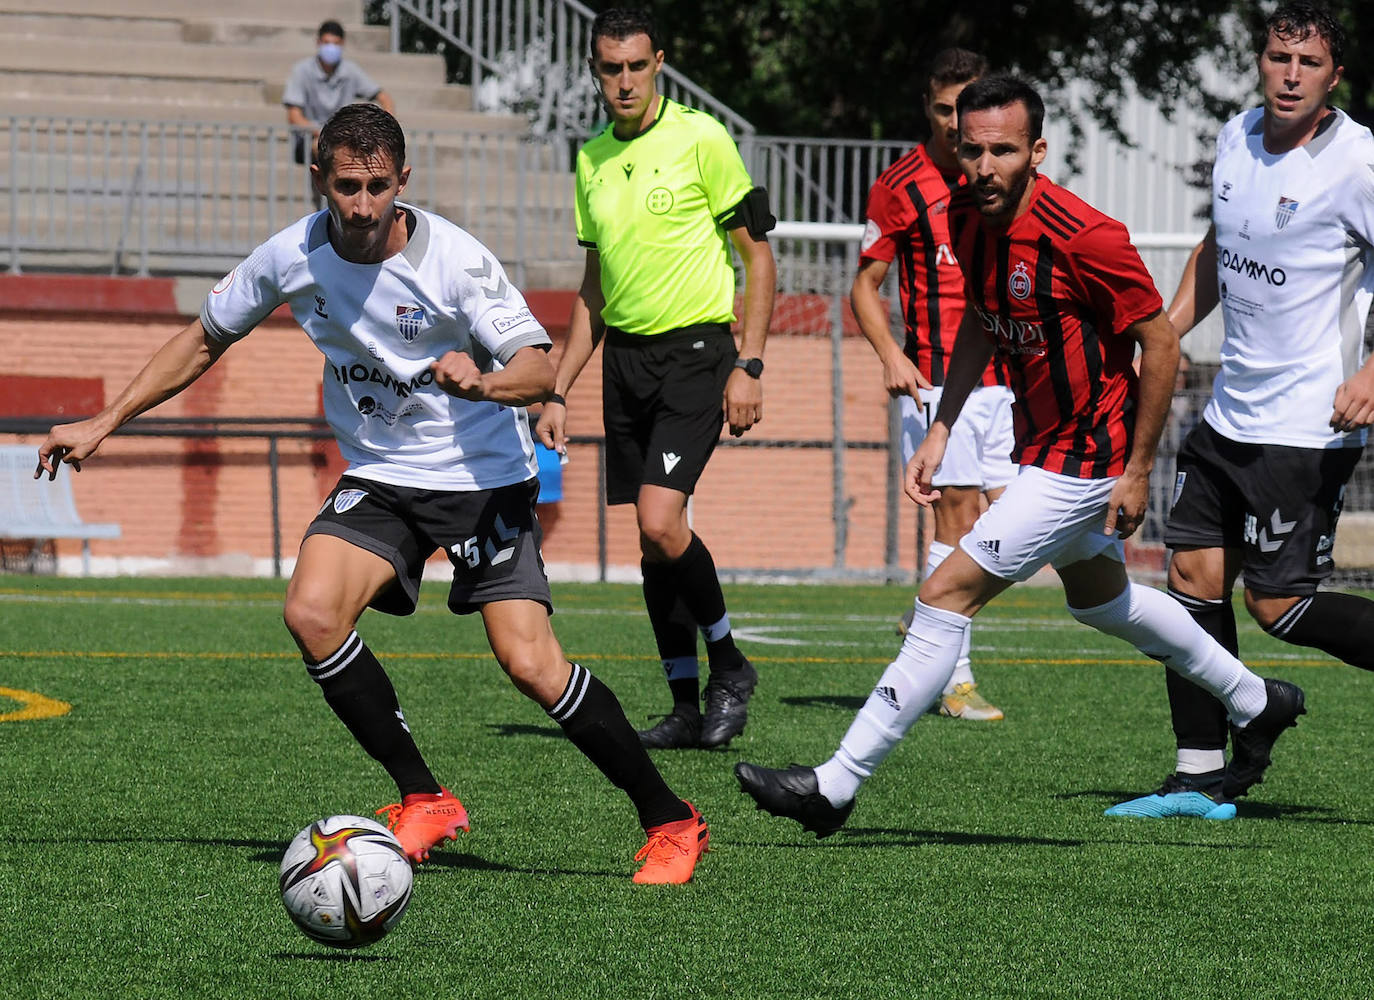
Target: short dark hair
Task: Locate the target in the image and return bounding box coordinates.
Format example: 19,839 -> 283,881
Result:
956,74 -> 1045,141
589,8 -> 658,60
318,20 -> 346,41
316,104 -> 406,178
927,48 -> 988,95
1263,3 -> 1345,67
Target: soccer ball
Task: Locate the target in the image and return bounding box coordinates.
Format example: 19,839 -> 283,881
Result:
279,815 -> 414,949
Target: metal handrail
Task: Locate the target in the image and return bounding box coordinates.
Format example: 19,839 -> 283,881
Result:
385,0 -> 755,137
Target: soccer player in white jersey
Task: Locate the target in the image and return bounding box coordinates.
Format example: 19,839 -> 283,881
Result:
33,104 -> 708,884
1108,3 -> 1374,820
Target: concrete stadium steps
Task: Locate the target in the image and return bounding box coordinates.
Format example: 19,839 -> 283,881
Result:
0,36 -> 446,90
0,11 -> 389,50
0,0 -> 359,22
1,97 -> 510,134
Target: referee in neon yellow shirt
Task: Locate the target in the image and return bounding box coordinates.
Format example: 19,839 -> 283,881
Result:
537,8 -> 776,750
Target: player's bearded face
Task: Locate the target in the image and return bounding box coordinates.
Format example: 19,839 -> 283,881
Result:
1258,28 -> 1342,129
314,149 -> 412,262
957,103 -> 1047,224
591,33 -> 664,126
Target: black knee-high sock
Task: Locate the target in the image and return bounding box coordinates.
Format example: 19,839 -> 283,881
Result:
306,631 -> 440,797
641,557 -> 701,709
1164,588 -> 1232,753
546,662 -> 691,829
1266,592 -> 1374,670
672,533 -> 743,672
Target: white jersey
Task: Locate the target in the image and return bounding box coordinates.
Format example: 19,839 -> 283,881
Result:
200,205 -> 551,490
1204,106 -> 1374,449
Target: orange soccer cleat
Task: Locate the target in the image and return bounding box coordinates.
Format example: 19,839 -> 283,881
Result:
376,786 -> 470,863
632,801 -> 709,885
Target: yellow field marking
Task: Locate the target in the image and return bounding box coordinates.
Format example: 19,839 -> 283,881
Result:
0,686 -> 72,722
0,649 -> 1334,669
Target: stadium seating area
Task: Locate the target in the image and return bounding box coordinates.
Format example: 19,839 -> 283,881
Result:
0,0 -> 581,286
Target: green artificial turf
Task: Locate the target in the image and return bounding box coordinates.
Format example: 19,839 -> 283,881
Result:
1,576 -> 1370,999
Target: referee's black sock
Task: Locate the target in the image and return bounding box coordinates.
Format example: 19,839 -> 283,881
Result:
1164,588 -> 1233,758
1265,592 -> 1374,670
641,557 -> 701,709
546,663 -> 691,830
673,533 -> 745,673
306,631 -> 441,797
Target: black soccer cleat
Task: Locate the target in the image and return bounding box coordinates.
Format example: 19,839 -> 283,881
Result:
700,658 -> 758,748
637,705 -> 702,749
734,761 -> 854,839
1223,678 -> 1306,801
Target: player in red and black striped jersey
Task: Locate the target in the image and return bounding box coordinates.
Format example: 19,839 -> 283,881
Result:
945,168 -> 1164,479
736,76 -> 1304,837
853,48 -> 1013,721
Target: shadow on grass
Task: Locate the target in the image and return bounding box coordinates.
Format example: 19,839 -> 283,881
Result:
486,722 -> 564,739
272,952 -> 392,963
779,694 -> 867,711
421,851 -> 622,879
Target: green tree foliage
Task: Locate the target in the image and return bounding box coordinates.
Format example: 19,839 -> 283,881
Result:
648,1 -> 1371,140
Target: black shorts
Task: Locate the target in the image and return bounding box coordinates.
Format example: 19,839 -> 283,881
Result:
1163,420 -> 1362,595
602,323 -> 736,505
305,476 -> 551,616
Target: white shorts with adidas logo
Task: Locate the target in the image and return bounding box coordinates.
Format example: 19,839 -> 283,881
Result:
900,385 -> 1017,490
959,465 -> 1125,582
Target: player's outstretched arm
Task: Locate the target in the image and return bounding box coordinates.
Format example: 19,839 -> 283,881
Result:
35,319 -> 227,480
1105,309 -> 1180,538
1165,226 -> 1218,339
931,308 -> 993,431
536,250 -> 604,454
722,228 -> 775,436
851,257 -> 931,400
432,346 -> 554,406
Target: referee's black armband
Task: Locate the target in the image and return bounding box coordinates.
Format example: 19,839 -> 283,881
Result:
719,187 -> 776,240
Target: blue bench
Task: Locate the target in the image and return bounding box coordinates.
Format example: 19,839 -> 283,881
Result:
0,444 -> 121,575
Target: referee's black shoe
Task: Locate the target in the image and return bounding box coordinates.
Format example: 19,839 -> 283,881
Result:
637,704 -> 702,749
734,761 -> 853,839
701,658 -> 758,748
1223,678 -> 1306,801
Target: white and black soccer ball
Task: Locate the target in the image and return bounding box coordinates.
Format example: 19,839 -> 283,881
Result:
279,815 -> 414,949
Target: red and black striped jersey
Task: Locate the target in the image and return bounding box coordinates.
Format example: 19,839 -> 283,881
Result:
946,174 -> 1163,479
860,144 -> 1006,388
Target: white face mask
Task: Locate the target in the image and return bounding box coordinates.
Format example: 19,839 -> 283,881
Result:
317,42 -> 343,67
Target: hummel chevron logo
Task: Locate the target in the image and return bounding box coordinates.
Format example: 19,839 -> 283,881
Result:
395,709 -> 411,734
1257,508 -> 1297,554
465,258 -> 509,300
662,452 -> 682,473
484,513 -> 520,565
874,685 -> 901,711
977,539 -> 1001,561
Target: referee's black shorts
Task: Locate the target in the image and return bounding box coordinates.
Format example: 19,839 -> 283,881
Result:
1164,420 -> 1362,595
601,323 -> 736,505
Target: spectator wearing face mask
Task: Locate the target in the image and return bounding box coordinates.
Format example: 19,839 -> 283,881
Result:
284,20 -> 395,164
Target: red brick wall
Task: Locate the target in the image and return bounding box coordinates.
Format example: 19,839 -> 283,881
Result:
1,305 -> 921,577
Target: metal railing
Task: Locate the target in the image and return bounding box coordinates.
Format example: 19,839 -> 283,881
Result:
385,0 -> 754,138
1,115 -> 578,285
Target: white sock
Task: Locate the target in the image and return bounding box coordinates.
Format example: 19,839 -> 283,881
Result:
1177,748 -> 1226,774
814,600 -> 970,807
1068,583 -> 1268,726
925,541 -> 975,691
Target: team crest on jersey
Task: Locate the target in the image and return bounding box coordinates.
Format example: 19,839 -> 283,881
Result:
395,304 -> 426,341
1008,260 -> 1033,300
333,489 -> 368,514
1274,196 -> 1300,230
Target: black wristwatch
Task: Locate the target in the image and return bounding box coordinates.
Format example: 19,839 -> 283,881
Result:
734,357 -> 764,379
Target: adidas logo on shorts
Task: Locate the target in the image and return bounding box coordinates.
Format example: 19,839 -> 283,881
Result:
874,685 -> 901,711
977,539 -> 1001,561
